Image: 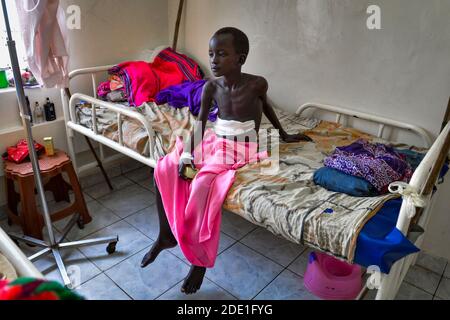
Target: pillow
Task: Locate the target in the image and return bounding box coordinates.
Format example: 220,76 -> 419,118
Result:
313,167 -> 379,197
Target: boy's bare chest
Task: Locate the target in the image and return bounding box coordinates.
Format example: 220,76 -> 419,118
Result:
214,88 -> 262,118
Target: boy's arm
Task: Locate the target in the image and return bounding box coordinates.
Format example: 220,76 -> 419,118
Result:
179,81 -> 214,178
259,78 -> 312,143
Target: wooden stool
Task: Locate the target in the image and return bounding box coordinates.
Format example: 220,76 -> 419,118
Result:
3,150 -> 92,240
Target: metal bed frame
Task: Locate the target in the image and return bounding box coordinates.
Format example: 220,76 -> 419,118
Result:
60,67 -> 450,299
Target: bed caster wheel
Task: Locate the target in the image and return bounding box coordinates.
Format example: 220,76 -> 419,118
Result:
106,242 -> 117,254
77,218 -> 85,230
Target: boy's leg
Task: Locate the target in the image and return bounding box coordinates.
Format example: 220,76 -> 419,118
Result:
141,181 -> 206,295
140,184 -> 178,267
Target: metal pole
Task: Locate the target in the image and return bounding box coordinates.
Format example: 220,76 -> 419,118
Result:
172,0 -> 185,51
1,0 -> 56,246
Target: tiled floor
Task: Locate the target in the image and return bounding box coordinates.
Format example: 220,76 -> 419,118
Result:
1,161 -> 449,300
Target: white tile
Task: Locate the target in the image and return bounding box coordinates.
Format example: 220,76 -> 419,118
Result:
83,175 -> 134,199
75,273 -> 130,300
221,210 -> 258,240
97,184 -> 155,218
404,265 -> 441,295
206,243 -> 283,300
241,228 -> 305,267
53,200 -> 121,241
416,252 -> 447,276
158,278 -> 236,300
436,277 -> 450,300
106,249 -> 189,300
255,270 -> 319,300
78,220 -> 153,271
395,282 -> 433,300
125,205 -> 159,241
80,166 -> 122,189
288,248 -> 315,277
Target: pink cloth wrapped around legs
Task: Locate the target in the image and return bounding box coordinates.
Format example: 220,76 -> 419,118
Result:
154,129 -> 267,267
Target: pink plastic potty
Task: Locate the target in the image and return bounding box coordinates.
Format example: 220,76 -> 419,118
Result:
304,251 -> 362,300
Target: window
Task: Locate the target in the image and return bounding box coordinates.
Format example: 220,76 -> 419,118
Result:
0,1 -> 28,70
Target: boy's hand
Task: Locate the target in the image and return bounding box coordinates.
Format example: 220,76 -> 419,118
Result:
178,158 -> 196,180
281,132 -> 313,143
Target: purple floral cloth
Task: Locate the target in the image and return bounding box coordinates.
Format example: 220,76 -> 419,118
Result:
155,80 -> 218,122
324,139 -> 412,192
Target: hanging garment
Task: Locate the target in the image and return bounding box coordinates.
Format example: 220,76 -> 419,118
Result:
15,0 -> 69,88
155,80 -> 219,122
154,129 -> 267,268
324,139 -> 412,193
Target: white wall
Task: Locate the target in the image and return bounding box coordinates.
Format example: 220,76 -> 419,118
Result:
168,0 -> 450,259
0,0 -> 169,202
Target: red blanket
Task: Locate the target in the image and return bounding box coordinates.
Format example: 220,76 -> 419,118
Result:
109,48 -> 203,106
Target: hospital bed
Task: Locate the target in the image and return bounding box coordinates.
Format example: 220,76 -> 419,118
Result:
60,64 -> 450,300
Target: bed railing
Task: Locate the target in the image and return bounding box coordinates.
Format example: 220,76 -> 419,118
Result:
296,102 -> 433,148
375,120 -> 450,300
0,227 -> 43,278
61,66 -> 158,172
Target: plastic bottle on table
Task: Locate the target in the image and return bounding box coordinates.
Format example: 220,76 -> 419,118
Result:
33,101 -> 44,124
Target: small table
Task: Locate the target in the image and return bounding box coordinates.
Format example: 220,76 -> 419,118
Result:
3,150 -> 92,240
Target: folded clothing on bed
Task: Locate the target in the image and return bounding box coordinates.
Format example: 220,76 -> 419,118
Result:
108,48 -> 204,106
155,79 -> 219,122
324,139 -> 413,193
315,147 -> 449,197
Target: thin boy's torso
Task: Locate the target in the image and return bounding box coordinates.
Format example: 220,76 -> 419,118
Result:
209,73 -> 264,135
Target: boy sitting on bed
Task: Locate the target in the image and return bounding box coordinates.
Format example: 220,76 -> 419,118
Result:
140,27 -> 311,294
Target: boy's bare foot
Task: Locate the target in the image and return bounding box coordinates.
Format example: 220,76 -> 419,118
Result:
140,237 -> 177,268
181,265 -> 206,294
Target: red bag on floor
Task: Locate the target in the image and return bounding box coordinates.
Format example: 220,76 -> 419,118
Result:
2,139 -> 45,164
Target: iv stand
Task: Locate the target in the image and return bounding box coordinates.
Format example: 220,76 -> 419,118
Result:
1,0 -> 118,288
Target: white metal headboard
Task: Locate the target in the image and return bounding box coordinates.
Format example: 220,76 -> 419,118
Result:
296,102 -> 433,148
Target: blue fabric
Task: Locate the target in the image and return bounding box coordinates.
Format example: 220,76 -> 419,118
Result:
395,148 -> 449,181
395,149 -> 425,171
155,79 -> 219,122
354,198 -> 420,273
313,167 -> 379,197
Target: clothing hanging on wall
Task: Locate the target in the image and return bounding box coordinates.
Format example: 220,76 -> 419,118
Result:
15,0 -> 69,88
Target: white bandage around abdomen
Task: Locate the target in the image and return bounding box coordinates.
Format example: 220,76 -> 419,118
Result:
214,117 -> 256,136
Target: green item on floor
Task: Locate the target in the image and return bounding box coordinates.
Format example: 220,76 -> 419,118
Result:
0,68 -> 9,89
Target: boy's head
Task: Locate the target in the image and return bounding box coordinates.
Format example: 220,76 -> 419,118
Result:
209,27 -> 249,77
